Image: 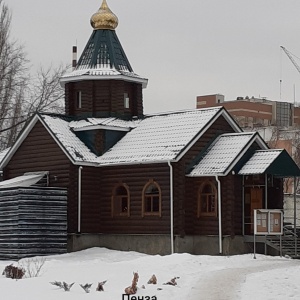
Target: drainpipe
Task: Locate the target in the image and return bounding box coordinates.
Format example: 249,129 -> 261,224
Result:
215,175 -> 222,254
78,166 -> 83,233
168,161 -> 174,254
265,173 -> 268,209
242,176 -> 245,236
294,176 -> 297,256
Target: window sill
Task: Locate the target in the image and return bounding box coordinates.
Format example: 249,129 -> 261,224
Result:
143,212 -> 161,217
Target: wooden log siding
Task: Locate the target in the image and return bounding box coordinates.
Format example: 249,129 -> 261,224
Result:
4,121 -> 71,187
65,80 -> 143,118
77,164 -> 171,234
185,177 -> 219,235
4,121 -> 74,231
0,187 -> 67,260
177,115 -> 242,236
75,165 -> 101,233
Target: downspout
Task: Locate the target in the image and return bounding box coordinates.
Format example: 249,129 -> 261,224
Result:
78,166 -> 83,233
168,161 -> 174,254
215,175 -> 222,254
265,173 -> 268,209
242,175 -> 245,236
294,176 -> 297,256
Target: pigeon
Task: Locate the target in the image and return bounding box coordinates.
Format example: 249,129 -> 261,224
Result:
163,277 -> 180,286
50,281 -> 64,289
80,283 -> 93,293
96,280 -> 107,292
62,281 -> 75,291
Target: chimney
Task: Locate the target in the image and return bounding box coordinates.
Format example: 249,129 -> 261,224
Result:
72,46 -> 77,70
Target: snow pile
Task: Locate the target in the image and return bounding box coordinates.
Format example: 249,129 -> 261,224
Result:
0,247 -> 299,300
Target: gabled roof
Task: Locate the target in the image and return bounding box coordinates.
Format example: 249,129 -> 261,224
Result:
97,107 -> 241,165
187,132 -> 268,177
0,107 -> 242,169
60,29 -> 148,88
40,115 -> 99,164
238,149 -> 300,177
0,114 -> 99,168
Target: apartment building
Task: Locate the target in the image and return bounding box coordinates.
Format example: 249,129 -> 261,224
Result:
197,94 -> 300,128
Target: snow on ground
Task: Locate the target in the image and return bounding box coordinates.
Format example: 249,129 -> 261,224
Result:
0,247 -> 300,300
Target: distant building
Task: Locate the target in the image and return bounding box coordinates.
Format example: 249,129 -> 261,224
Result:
196,94 -> 300,128
197,94 -> 300,194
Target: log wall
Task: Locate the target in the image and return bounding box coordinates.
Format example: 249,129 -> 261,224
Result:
65,80 -> 143,118
176,115 -> 243,236
79,164 -> 171,234
5,121 -> 71,188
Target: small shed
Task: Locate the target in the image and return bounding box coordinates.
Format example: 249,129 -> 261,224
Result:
0,186 -> 67,260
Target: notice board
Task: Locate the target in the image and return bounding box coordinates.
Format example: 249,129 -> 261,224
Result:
254,209 -> 283,235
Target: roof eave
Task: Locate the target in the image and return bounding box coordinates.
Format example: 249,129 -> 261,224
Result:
60,74 -> 148,88
96,158 -> 176,167
72,124 -> 131,132
186,172 -> 226,177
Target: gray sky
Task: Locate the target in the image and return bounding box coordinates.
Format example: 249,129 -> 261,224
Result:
8,0 -> 300,114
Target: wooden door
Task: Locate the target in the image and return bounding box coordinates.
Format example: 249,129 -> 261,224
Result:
250,188 -> 263,232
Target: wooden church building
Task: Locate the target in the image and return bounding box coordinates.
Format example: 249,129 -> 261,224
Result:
0,0 -> 299,258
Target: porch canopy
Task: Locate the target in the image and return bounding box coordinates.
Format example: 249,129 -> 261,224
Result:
238,149 -> 300,177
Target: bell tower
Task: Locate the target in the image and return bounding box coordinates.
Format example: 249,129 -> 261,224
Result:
60,0 -> 148,119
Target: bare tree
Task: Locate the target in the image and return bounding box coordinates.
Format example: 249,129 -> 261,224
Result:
0,0 -> 28,150
25,64 -> 66,116
0,1 -> 68,151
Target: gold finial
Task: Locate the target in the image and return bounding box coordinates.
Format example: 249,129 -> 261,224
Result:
90,0 -> 119,30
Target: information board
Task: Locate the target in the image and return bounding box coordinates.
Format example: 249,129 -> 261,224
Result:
254,209 -> 283,235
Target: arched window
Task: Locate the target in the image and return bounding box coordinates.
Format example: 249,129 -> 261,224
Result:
142,180 -> 161,217
197,181 -> 217,217
112,184 -> 130,217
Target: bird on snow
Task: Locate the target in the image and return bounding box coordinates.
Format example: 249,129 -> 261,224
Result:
50,281 -> 64,289
96,280 -> 107,291
62,281 -> 75,291
80,283 -> 93,293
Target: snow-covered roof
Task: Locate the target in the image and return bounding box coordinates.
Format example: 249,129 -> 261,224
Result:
188,132 -> 266,177
60,29 -> 148,88
41,115 -> 99,164
41,107 -> 231,165
60,68 -> 148,88
238,150 -> 282,175
0,171 -> 47,188
69,117 -> 139,132
0,107 -> 241,168
97,107 -> 226,165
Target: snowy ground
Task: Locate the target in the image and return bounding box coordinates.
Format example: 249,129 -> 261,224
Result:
0,248 -> 299,300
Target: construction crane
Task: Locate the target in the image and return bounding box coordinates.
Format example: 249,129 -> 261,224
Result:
280,46 -> 300,101
280,46 -> 300,74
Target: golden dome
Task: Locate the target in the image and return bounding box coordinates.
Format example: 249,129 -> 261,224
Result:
90,0 -> 119,30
